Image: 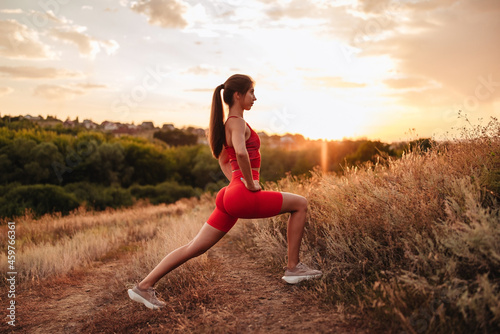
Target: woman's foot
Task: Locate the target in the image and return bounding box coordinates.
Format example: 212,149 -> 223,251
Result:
127,284 -> 166,309
282,262 -> 322,284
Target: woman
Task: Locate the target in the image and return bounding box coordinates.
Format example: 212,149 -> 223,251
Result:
128,74 -> 321,309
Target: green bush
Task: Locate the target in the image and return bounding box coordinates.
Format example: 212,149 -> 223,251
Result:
103,187 -> 134,209
130,181 -> 199,205
0,184 -> 79,218
64,182 -> 134,210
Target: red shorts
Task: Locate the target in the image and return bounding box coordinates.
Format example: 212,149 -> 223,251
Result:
207,170 -> 283,232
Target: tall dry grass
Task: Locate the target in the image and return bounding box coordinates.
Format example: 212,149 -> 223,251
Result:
0,198 -> 212,285
245,117 -> 500,333
127,193 -> 220,292
1,191 -> 239,332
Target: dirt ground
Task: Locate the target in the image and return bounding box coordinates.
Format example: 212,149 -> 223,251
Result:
2,235 -> 373,333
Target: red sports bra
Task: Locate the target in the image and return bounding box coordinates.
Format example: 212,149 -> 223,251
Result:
224,116 -> 261,170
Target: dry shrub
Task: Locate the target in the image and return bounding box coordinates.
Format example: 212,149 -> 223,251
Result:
246,117 -> 499,333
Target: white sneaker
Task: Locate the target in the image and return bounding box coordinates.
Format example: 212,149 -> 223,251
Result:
128,285 -> 166,310
282,262 -> 322,284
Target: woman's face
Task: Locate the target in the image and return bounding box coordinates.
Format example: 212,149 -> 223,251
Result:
240,85 -> 257,110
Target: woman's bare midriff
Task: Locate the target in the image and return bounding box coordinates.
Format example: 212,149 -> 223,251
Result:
232,168 -> 260,173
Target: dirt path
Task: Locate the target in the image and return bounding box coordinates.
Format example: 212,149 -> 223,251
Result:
203,239 -> 368,333
3,235 -> 371,333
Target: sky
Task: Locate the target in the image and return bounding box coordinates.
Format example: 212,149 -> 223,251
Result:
0,0 -> 499,142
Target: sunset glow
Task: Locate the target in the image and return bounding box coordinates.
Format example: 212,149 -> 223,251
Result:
0,0 -> 498,141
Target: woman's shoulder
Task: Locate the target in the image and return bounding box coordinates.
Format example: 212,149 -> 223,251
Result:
225,116 -> 251,146
225,116 -> 247,129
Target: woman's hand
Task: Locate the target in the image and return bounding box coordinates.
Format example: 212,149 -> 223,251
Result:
240,178 -> 261,192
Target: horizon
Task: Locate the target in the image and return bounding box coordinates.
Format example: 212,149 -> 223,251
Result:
0,0 -> 498,142
5,112 -> 444,144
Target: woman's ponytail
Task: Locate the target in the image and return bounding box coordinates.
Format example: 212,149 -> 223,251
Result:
209,84 -> 225,158
209,75 -> 253,158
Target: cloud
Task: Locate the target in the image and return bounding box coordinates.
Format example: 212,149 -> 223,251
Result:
266,0 -> 317,19
184,88 -> 213,92
74,83 -> 107,89
34,84 -> 84,101
259,1 -> 364,38
383,77 -> 434,90
185,64 -> 218,75
50,26 -> 119,58
356,0 -> 393,13
130,0 -> 189,29
33,83 -> 106,101
0,87 -> 14,97
306,76 -> 366,89
0,9 -> 23,14
352,0 -> 500,103
0,19 -> 54,59
0,66 -> 83,79
36,9 -> 67,24
404,0 -> 461,12
389,87 -> 455,109
201,0 -> 238,18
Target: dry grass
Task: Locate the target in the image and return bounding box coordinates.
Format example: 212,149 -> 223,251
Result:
0,197 -> 213,285
127,193 -> 220,293
87,193 -> 233,333
0,192 -> 239,333
244,117 -> 500,333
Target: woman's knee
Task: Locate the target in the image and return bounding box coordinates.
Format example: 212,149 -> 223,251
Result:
281,193 -> 308,213
298,195 -> 308,212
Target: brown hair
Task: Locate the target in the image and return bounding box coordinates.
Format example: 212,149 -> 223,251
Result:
209,74 -> 254,158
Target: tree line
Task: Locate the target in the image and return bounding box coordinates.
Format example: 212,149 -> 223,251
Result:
0,116 -> 422,219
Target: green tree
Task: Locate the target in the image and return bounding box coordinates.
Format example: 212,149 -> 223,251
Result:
0,154 -> 13,184
165,145 -> 201,186
0,137 -> 37,184
191,145 -> 222,188
345,140 -> 395,166
153,129 -> 198,146
92,142 -> 127,185
123,142 -> 173,186
26,142 -> 64,184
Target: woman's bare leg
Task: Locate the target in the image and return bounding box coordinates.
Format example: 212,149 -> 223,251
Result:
137,223 -> 226,290
279,192 -> 308,269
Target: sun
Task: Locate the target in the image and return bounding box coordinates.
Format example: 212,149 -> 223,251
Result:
301,119 -> 363,141
293,100 -> 369,141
